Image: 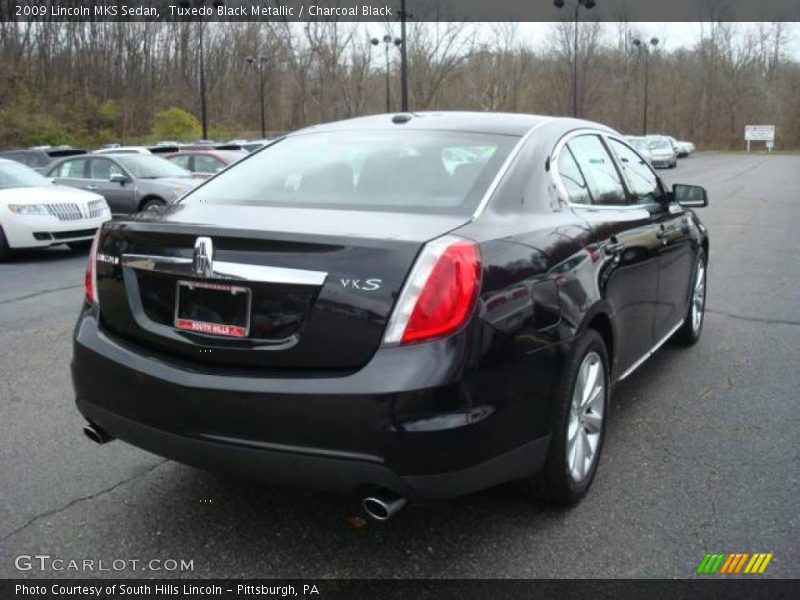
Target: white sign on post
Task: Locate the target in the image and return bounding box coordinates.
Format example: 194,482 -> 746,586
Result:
745,125 -> 775,152
745,125 -> 775,141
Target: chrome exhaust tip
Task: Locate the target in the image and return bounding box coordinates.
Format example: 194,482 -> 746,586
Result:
362,492 -> 407,521
83,422 -> 114,445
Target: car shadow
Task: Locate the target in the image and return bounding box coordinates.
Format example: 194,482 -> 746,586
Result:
5,245 -> 87,264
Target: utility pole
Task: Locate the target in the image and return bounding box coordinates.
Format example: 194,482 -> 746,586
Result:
554,0 -> 597,118
633,37 -> 659,135
399,0 -> 409,112
199,24 -> 208,139
371,34 -> 403,113
246,55 -> 268,138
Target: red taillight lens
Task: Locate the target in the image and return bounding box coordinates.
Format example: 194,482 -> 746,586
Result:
383,236 -> 481,346
85,230 -> 101,305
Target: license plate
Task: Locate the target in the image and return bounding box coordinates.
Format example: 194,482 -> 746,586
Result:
174,280 -> 251,338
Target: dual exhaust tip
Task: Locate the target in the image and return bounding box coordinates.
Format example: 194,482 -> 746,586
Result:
82,422 -> 406,519
362,492 -> 407,521
83,421 -> 114,445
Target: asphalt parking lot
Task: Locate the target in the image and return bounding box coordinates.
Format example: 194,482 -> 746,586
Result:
0,153 -> 798,578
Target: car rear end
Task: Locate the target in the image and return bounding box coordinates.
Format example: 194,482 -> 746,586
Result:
71,123 -> 547,500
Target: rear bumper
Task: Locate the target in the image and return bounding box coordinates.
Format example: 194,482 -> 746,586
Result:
72,308 -> 560,500
78,398 -> 549,500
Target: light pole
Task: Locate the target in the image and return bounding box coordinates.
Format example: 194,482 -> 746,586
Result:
397,0 -> 410,112
246,55 -> 268,138
180,0 -> 225,140
554,0 -> 596,118
633,37 -> 659,135
371,34 -> 402,113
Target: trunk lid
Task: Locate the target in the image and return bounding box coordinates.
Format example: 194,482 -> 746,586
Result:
95,204 -> 467,371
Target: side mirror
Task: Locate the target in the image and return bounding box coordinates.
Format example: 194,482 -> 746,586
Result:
673,183 -> 708,208
109,173 -> 128,185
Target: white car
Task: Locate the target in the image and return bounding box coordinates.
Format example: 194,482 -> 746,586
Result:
0,159 -> 111,258
646,136 -> 678,169
93,144 -> 179,156
626,136 -> 654,164
676,140 -> 695,157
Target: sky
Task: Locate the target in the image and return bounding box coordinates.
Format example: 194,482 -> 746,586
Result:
364,22 -> 800,59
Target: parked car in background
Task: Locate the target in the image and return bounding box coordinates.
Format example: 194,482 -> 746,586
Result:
93,145 -> 179,156
163,149 -> 248,178
676,140 -> 695,157
0,147 -> 87,173
46,153 -> 198,215
646,136 -> 678,168
626,136 -> 653,164
0,158 -> 110,258
73,112 -> 710,518
241,139 -> 274,153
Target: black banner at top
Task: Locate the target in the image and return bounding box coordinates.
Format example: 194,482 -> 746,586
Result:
3,0 -> 800,22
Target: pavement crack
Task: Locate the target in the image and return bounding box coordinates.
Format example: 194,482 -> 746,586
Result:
706,309 -> 800,327
0,284 -> 82,305
0,458 -> 169,543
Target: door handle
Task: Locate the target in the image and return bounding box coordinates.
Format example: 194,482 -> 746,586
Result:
85,185 -> 98,191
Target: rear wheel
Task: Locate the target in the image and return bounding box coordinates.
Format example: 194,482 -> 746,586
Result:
140,197 -> 166,212
519,330 -> 609,505
673,249 -> 706,346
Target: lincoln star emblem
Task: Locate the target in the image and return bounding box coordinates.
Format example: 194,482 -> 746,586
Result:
193,237 -> 214,277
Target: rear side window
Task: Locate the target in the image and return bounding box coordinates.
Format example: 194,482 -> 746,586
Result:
89,158 -> 124,180
53,158 -> 88,179
557,147 -> 592,205
168,155 -> 191,170
608,138 -> 663,205
194,154 -> 225,173
182,130 -> 517,215
566,135 -> 628,206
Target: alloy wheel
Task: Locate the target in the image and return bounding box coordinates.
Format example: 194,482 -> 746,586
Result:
691,261 -> 706,334
567,351 -> 605,482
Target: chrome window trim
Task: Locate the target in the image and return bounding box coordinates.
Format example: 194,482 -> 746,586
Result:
121,253 -> 327,286
550,128 -> 662,212
471,118 -> 554,220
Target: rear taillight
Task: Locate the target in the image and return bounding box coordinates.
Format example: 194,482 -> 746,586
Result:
85,230 -> 101,305
383,235 -> 481,346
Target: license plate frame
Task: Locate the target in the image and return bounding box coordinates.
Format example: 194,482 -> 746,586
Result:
174,280 -> 252,338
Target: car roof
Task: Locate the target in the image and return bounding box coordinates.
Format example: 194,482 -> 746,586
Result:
294,111 -> 556,137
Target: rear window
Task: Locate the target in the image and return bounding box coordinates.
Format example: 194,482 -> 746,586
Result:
182,130 -> 517,215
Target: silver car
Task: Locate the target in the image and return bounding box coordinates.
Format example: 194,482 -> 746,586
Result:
46,154 -> 199,215
646,136 -> 678,169
625,136 -> 653,164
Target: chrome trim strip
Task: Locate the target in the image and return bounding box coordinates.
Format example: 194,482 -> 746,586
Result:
471,118 -> 554,220
616,319 -> 684,382
121,253 -> 327,286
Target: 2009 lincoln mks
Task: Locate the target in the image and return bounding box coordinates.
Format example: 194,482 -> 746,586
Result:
72,112 -> 709,520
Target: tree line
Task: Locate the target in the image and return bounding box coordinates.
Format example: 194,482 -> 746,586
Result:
0,19 -> 797,149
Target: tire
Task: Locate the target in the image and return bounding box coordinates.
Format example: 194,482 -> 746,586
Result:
673,249 -> 707,346
0,225 -> 9,261
140,197 -> 166,212
518,329 -> 610,505
67,240 -> 93,251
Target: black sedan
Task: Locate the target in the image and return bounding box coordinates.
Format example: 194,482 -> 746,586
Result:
72,112 -> 709,520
